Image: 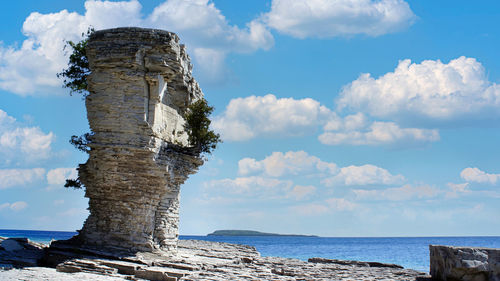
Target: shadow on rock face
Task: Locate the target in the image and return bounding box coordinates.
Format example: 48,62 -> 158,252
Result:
40,236 -> 151,268
0,236 -> 46,269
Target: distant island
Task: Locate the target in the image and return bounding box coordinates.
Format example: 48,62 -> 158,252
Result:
207,230 -> 318,237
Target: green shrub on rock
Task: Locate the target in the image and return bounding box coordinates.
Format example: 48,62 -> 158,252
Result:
57,28 -> 94,97
183,99 -> 222,155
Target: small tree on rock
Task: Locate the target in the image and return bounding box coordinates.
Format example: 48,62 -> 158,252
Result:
183,99 -> 222,155
57,28 -> 94,97
57,28 -> 94,189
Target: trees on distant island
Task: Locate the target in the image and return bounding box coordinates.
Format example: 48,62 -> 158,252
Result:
207,230 -> 318,237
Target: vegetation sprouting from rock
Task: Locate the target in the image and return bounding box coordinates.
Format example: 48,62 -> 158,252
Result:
69,133 -> 93,153
57,28 -> 94,189
184,99 -> 222,156
64,133 -> 92,188
64,178 -> 83,189
57,28 -> 94,97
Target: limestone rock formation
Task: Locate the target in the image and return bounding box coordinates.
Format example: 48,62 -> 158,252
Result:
76,27 -> 203,254
1,238 -> 431,280
48,240 -> 430,280
430,245 -> 500,281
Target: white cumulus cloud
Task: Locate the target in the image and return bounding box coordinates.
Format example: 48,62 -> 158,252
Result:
445,182 -> 470,198
288,185 -> 316,200
239,150 -> 404,187
353,184 -> 438,201
292,197 -> 357,215
0,109 -> 54,164
204,176 -> 293,199
46,168 -> 78,189
291,203 -> 330,215
204,151 -> 423,208
0,201 -> 28,211
214,95 -> 439,146
460,167 -> 499,184
263,0 -> 415,39
325,197 -> 357,211
322,164 -> 405,186
148,0 -> 273,82
148,0 -> 273,53
448,182 -> 469,193
0,0 -> 274,95
213,94 -> 334,141
337,57 -> 500,124
318,113 -> 439,146
0,168 -> 45,189
238,150 -> 337,177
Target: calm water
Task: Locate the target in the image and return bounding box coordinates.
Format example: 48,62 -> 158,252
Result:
1,229 -> 499,272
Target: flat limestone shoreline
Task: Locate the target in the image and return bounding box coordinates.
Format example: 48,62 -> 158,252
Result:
1,236 -> 431,280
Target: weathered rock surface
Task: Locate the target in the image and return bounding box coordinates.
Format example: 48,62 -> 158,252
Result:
77,27 -> 204,254
1,238 -> 431,280
0,267 -> 128,281
430,245 -> 500,281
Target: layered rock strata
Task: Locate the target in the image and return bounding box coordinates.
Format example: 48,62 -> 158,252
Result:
77,27 -> 203,253
430,245 -> 500,281
1,238 -> 431,280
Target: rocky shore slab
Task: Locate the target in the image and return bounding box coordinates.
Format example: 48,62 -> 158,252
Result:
1,236 -> 431,280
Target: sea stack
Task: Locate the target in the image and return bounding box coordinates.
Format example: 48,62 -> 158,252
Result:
77,27 -> 203,254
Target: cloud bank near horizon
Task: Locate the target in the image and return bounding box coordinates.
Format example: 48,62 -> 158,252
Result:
199,150 -> 492,219
206,150 -> 407,202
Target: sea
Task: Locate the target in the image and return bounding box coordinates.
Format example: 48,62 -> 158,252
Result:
1,229 -> 499,272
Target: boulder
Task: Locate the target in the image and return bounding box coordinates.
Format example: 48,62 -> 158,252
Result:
430,245 -> 500,281
0,237 -> 46,268
1,239 -> 24,252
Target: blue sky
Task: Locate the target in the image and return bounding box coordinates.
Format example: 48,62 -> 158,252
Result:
0,0 -> 499,236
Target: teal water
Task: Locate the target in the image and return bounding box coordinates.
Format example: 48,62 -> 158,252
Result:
1,229 -> 499,272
